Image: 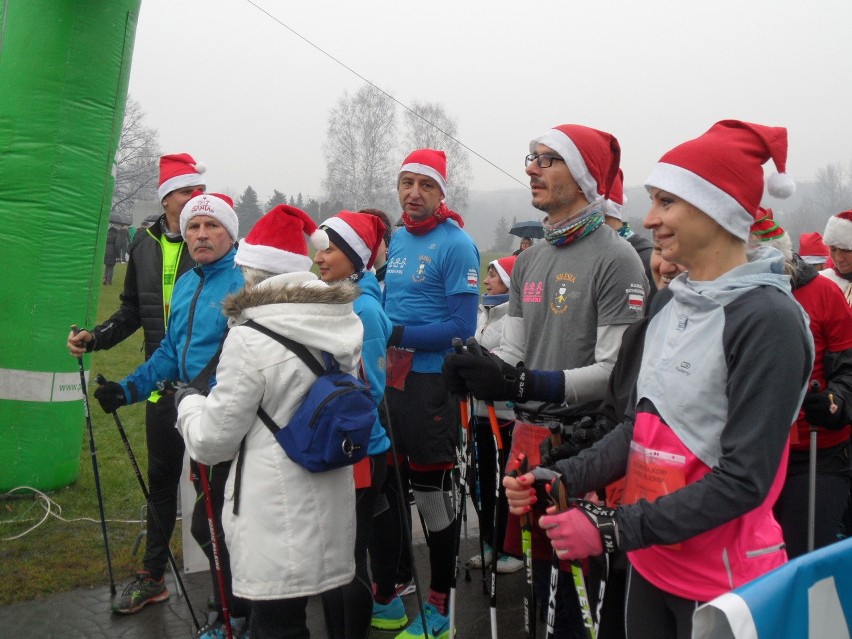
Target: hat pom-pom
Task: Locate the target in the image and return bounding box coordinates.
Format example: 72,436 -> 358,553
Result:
767,172 -> 796,198
193,161 -> 207,175
310,228 -> 329,251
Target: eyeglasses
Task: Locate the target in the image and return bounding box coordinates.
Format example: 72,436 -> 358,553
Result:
525,153 -> 565,168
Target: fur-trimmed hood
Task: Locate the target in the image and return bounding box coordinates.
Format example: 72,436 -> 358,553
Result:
223,272 -> 364,372
223,272 -> 359,319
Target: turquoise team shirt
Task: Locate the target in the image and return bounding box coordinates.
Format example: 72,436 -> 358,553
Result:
383,220 -> 480,373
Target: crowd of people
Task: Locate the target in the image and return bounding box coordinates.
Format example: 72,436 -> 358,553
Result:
67,118 -> 852,639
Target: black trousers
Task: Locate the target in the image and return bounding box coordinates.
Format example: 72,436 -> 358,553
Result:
142,399 -> 184,580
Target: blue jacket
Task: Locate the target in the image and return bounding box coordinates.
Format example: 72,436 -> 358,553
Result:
120,247 -> 244,402
355,271 -> 392,455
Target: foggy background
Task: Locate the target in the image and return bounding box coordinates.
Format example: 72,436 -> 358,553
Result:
116,0 -> 852,251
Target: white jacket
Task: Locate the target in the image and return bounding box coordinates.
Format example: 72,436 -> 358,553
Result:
177,272 -> 363,600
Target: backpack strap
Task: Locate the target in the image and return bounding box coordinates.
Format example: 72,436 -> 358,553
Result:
243,318 -> 340,438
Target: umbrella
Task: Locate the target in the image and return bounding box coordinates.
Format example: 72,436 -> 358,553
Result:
509,220 -> 544,239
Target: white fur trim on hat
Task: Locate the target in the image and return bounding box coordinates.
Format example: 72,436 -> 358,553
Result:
823,215 -> 852,250
489,259 -> 511,289
322,217 -> 371,268
179,193 -> 239,241
531,130 -> 600,204
234,241 -> 313,273
398,162 -> 447,195
645,162 -> 754,241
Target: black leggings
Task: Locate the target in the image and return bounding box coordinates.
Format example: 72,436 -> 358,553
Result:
142,399 -> 185,580
250,596 -> 310,639
321,453 -> 388,639
371,465 -> 457,599
624,565 -> 699,639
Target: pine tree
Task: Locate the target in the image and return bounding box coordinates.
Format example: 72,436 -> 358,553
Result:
235,186 -> 263,234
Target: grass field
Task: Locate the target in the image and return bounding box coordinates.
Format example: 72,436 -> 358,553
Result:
0,263 -> 179,605
0,251 -> 513,606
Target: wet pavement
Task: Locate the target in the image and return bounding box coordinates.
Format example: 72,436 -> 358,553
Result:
0,523 -> 529,638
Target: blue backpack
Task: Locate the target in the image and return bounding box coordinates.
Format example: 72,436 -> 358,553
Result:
244,320 -> 374,472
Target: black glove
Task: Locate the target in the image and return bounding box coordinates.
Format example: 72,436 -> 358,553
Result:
442,348 -> 520,401
443,337 -> 565,403
570,415 -> 616,450
441,355 -> 470,396
540,436 -> 581,467
174,385 -> 201,408
802,391 -> 846,430
94,381 -> 127,414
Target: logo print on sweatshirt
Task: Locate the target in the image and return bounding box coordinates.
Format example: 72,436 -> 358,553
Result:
467,268 -> 479,288
386,256 -> 407,276
522,280 -> 544,303
626,284 -> 645,314
549,273 -> 576,314
412,256 -> 431,283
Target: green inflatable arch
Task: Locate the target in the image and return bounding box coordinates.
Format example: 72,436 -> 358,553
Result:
0,1 -> 142,491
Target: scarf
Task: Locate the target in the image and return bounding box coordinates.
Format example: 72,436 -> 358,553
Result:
543,203 -> 604,247
401,202 -> 464,236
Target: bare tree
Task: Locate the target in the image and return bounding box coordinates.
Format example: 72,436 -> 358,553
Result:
785,161 -> 852,245
110,95 -> 160,223
403,101 -> 472,214
323,86 -> 398,212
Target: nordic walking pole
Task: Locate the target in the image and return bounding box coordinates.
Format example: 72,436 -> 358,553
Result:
510,454 -> 536,639
72,326 -> 116,597
539,467 -> 598,639
466,336 -> 503,638
808,380 -> 820,552
449,337 -> 473,633
95,374 -> 202,631
465,394 -> 488,592
197,463 -> 233,639
381,395 -> 428,634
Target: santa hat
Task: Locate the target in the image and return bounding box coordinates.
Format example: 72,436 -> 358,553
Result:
530,124 -> 621,204
236,204 -> 329,274
179,191 -> 239,241
320,211 -> 386,271
158,153 -> 206,201
645,120 -> 796,241
798,232 -> 829,264
749,207 -> 792,261
823,210 -> 852,251
399,149 -> 447,196
603,169 -> 627,220
489,255 -> 517,289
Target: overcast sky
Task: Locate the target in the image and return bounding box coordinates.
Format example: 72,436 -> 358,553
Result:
128,0 -> 852,206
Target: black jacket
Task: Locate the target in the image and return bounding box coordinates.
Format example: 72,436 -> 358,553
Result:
90,215 -> 196,359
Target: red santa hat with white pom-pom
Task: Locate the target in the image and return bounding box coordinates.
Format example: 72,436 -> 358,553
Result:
235,205 -> 329,274
158,153 -> 207,201
645,120 -> 796,241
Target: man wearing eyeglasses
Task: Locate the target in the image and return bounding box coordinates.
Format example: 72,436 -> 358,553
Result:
443,124 -> 648,636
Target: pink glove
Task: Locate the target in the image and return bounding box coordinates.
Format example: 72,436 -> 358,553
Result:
539,507 -> 603,560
